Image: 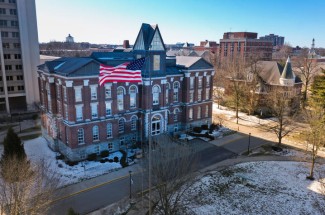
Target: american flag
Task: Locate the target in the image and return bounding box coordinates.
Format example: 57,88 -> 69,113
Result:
99,57 -> 145,86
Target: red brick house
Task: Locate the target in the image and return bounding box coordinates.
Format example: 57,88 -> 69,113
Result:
37,24 -> 214,161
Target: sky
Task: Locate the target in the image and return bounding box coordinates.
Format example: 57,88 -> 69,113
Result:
35,0 -> 325,48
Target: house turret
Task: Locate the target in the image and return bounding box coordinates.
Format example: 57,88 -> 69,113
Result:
279,56 -> 295,86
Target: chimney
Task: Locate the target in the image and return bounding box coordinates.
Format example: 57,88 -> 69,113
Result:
123,40 -> 130,48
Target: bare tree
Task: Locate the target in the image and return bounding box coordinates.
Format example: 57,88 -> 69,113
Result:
0,156 -> 60,215
142,134 -> 198,215
266,89 -> 297,146
303,101 -> 325,180
294,48 -> 318,107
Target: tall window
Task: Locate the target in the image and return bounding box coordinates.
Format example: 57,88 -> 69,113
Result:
173,82 -> 180,102
107,123 -> 112,138
105,102 -> 112,116
206,88 -> 210,100
129,85 -> 137,108
153,55 -> 160,71
174,108 -> 179,122
90,85 -> 97,100
118,118 -> 125,133
91,103 -> 98,119
105,86 -> 111,99
205,105 -> 209,117
77,128 -> 84,144
189,108 -> 193,120
151,115 -> 161,136
152,85 -> 160,105
74,87 -> 82,102
165,83 -> 170,104
190,77 -> 195,89
92,126 -> 99,141
198,90 -> 202,101
117,87 -> 124,111
206,76 -> 211,87
131,116 -> 137,131
64,104 -> 68,120
56,84 -> 61,99
108,143 -> 113,151
63,86 -> 67,102
76,105 -> 83,121
197,106 -> 201,119
198,77 -> 203,88
189,91 -> 194,102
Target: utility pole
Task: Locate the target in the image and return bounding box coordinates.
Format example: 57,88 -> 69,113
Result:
247,133 -> 251,155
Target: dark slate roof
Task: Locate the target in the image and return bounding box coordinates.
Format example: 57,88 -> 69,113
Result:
90,52 -> 134,66
281,56 -> 294,79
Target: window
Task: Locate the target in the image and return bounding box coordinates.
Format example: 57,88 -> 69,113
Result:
198,77 -> 203,88
78,128 -> 84,144
91,103 -> 98,119
2,43 -> 9,49
13,43 -> 20,48
16,65 -> 22,70
90,85 -> 97,100
11,21 -> 18,27
105,86 -> 111,98
205,88 -> 210,100
120,137 -> 125,146
174,109 -> 179,122
16,75 -> 23,80
174,124 -> 178,132
129,85 -> 137,108
94,145 -> 100,155
0,20 -> 7,27
76,105 -> 83,121
117,87 -> 124,111
131,116 -> 137,131
1,32 -> 8,37
7,86 -> 14,91
12,32 -> 19,38
106,123 -> 112,138
74,87 -> 82,102
6,76 -> 13,81
92,126 -> 99,141
0,8 -> 6,14
198,90 -> 202,101
17,86 -> 24,91
63,86 -> 67,102
0,87 -> 3,92
108,142 -> 113,151
205,105 -> 209,117
151,115 -> 161,136
189,91 -> 194,102
105,102 -> 111,116
14,54 -> 21,59
4,54 -> 10,59
47,94 -> 52,112
152,85 -> 160,105
190,77 -> 194,89
57,101 -> 61,114
9,9 -> 17,15
64,104 -> 68,120
56,84 -> 61,99
5,65 -> 12,70
118,118 -> 125,133
153,55 -> 160,71
206,76 -> 211,87
197,106 -> 201,119
189,108 -> 193,120
173,82 -> 179,102
165,83 -> 170,104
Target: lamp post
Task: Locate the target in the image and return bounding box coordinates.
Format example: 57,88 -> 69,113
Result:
129,170 -> 132,200
247,133 -> 251,155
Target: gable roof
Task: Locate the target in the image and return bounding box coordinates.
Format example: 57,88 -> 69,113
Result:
176,56 -> 213,70
133,23 -> 166,51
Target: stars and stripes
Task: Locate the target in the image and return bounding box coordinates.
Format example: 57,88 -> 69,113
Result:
99,57 -> 145,86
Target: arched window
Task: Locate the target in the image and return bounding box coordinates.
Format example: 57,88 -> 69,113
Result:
117,87 -> 125,111
173,108 -> 180,122
129,85 -> 137,108
131,115 -> 137,131
152,85 -> 160,105
151,115 -> 161,136
92,126 -> 99,141
118,118 -> 125,133
77,128 -> 84,144
189,108 -> 193,120
107,123 -> 112,138
197,106 -> 201,119
173,82 -> 180,102
165,83 -> 170,104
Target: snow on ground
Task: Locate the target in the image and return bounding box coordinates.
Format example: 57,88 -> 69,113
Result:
213,103 -> 275,126
184,161 -> 325,215
24,137 -> 123,187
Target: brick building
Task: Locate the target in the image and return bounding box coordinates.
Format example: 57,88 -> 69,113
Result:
219,32 -> 273,61
38,23 -> 214,161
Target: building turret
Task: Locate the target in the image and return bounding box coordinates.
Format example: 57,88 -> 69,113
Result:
279,56 -> 295,86
66,34 -> 74,43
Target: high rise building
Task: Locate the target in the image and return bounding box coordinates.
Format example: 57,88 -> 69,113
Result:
259,34 -> 285,46
219,32 -> 273,61
0,0 -> 40,113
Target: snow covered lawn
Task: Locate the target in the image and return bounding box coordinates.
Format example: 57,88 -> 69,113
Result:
24,137 -> 123,187
185,161 -> 325,215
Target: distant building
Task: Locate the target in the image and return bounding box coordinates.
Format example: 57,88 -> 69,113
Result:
194,40 -> 219,54
219,32 -> 273,61
0,0 -> 40,113
259,34 -> 285,47
38,23 -> 214,161
66,34 -> 74,43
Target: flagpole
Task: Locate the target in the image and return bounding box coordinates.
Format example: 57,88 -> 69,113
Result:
148,50 -> 152,215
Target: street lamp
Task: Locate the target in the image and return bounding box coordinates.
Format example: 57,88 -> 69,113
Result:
247,133 -> 251,155
129,170 -> 132,200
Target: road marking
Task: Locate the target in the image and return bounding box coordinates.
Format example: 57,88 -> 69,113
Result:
51,171 -> 141,204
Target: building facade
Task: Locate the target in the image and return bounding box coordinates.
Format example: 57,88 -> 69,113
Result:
219,32 -> 273,61
0,0 -> 40,113
38,24 -> 214,161
259,34 -> 285,47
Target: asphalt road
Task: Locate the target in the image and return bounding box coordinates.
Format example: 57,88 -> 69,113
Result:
49,135 -> 270,215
